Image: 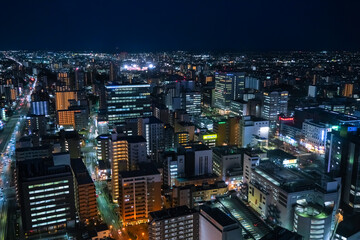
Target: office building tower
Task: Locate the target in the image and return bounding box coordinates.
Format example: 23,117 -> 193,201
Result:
262,91 -> 288,125
213,120 -> 228,146
75,68 -> 85,91
240,116 -> 269,148
338,131 -> 360,213
96,134 -> 111,162
230,100 -> 248,117
118,164 -> 162,225
17,160 -> 76,236
228,117 -> 240,146
105,83 -> 151,125
214,72 -> 245,110
111,135 -> 148,203
164,124 -> 174,151
199,205 -> 242,240
71,159 -> 98,224
138,116 -> 165,162
182,91 -> 201,116
109,62 -> 115,82
177,143 -> 213,177
325,126 -> 358,182
149,206 -> 199,240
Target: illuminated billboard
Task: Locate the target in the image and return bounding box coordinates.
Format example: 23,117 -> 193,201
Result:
203,134 -> 217,140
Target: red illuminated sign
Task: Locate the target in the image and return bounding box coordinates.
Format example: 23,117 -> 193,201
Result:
279,117 -> 294,121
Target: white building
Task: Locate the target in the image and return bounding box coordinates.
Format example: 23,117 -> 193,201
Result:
240,116 -> 269,148
247,161 -> 341,239
138,116 -> 165,162
262,91 -> 288,125
199,205 -> 242,240
301,119 -> 329,154
177,143 -> 213,177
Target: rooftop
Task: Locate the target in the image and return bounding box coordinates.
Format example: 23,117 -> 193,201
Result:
200,205 -> 237,227
150,205 -> 197,221
267,149 -> 296,161
119,163 -> 160,178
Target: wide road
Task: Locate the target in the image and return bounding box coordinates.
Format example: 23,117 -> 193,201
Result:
0,79 -> 33,240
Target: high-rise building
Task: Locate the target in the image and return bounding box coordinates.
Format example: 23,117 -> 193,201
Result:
118,164 -> 162,225
228,117 -> 240,146
16,160 -> 76,236
105,83 -> 151,125
138,116 -> 165,162
262,91 -> 288,125
110,135 -> 148,202
71,158 -> 98,224
75,68 -> 85,91
149,206 -> 199,240
182,91 -> 201,116
214,72 -> 245,110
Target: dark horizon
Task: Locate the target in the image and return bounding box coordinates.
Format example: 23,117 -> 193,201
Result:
1,0 -> 359,52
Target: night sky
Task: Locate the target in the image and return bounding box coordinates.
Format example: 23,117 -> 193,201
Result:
0,0 -> 359,52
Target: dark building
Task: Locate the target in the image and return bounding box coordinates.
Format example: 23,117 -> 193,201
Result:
16,159 -> 76,236
149,205 -> 199,240
260,226 -> 302,240
71,158 -> 98,224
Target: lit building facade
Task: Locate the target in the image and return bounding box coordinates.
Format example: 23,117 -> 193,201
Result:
105,84 -> 151,125
118,165 -> 162,225
149,206 -> 199,240
262,91 -> 288,125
